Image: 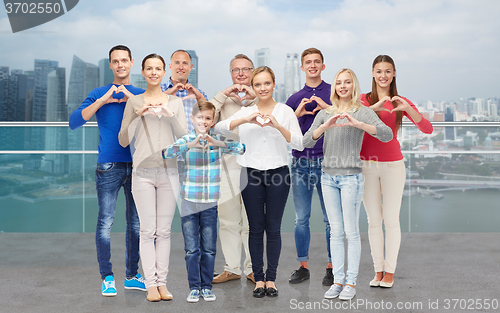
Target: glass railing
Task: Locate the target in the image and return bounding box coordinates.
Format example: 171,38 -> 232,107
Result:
1,122 -> 499,233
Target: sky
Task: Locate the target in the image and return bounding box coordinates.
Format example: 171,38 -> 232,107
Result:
1,0 -> 499,103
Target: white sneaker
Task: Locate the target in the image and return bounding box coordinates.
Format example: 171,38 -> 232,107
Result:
324,284 -> 343,299
339,285 -> 356,300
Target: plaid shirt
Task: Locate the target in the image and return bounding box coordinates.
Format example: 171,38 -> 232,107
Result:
161,77 -> 208,132
162,130 -> 245,203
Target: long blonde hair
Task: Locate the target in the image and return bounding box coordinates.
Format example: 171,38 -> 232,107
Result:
326,68 -> 362,115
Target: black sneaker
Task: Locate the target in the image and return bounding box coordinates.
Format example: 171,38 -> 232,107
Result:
322,268 -> 334,286
289,266 -> 310,284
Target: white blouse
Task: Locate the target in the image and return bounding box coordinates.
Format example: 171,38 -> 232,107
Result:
214,102 -> 303,171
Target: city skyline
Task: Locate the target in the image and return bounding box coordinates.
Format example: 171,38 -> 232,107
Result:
0,0 -> 499,103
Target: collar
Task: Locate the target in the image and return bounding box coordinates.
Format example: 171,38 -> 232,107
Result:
303,80 -> 326,92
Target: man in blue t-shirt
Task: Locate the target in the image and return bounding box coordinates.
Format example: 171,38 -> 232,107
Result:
69,45 -> 146,297
285,48 -> 334,286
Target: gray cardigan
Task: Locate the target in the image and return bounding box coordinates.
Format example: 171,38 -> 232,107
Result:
303,106 -> 393,176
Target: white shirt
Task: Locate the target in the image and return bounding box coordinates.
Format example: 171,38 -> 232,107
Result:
214,102 -> 304,170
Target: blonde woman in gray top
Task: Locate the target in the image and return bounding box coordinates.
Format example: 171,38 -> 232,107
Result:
119,53 -> 188,302
303,68 -> 392,301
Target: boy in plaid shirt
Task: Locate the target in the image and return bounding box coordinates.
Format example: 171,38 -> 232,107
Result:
162,101 -> 245,302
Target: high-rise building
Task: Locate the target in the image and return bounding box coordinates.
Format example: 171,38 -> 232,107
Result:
444,106 -> 456,140
67,55 -> 100,174
255,48 -> 270,67
186,50 -> 199,88
131,74 -> 147,90
284,53 -> 301,100
98,58 -> 114,86
44,67 -> 68,173
67,55 -> 99,117
0,66 -> 9,119
33,59 -> 58,121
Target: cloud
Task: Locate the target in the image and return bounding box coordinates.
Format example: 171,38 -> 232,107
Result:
0,0 -> 499,101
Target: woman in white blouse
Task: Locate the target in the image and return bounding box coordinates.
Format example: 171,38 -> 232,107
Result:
118,53 -> 187,302
214,66 -> 303,298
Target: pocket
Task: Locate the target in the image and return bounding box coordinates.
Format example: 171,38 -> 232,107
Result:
96,162 -> 115,172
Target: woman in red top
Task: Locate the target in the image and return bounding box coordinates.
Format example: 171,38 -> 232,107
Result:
360,55 -> 433,288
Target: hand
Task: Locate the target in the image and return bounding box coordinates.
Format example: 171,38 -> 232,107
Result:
187,133 -> 207,149
204,134 -> 226,148
136,102 -> 156,116
310,96 -> 330,113
164,83 -> 185,96
116,85 -> 133,103
390,96 -> 411,113
295,98 -> 315,118
337,113 -> 361,128
244,111 -> 265,127
239,85 -> 256,101
259,114 -> 280,128
185,83 -> 205,101
99,85 -> 126,105
370,96 -> 391,112
321,114 -> 344,130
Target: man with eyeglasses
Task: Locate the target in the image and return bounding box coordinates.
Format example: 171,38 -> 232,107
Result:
211,54 -> 257,284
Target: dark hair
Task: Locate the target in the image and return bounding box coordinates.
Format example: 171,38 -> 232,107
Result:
301,47 -> 324,64
141,53 -> 166,70
170,50 -> 192,61
250,66 -> 275,86
229,54 -> 254,70
366,55 -> 403,132
108,45 -> 132,61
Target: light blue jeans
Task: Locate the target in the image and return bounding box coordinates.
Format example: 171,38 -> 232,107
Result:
321,172 -> 364,286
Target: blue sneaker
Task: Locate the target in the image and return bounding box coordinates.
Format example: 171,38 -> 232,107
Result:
201,289 -> 216,301
124,273 -> 146,291
187,289 -> 200,303
102,276 -> 117,297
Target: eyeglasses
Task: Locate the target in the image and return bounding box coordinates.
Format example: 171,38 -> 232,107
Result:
230,67 -> 253,74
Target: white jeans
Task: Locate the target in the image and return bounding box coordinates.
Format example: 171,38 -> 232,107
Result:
362,160 -> 405,274
217,163 -> 252,276
132,167 -> 179,288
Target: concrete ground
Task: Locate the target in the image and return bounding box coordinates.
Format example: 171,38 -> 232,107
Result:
0,232 -> 498,313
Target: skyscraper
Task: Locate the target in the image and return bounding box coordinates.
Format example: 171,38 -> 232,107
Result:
284,53 -> 301,100
98,58 -> 114,86
186,50 -> 199,88
33,59 -> 58,121
131,74 -> 147,90
255,48 -> 270,67
67,55 -> 99,174
45,67 -> 68,173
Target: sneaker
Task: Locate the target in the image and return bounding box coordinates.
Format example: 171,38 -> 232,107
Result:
212,271 -> 241,283
339,285 -> 356,300
200,289 -> 216,301
187,289 -> 200,303
102,276 -> 117,297
289,266 -> 310,284
324,284 -> 342,299
124,273 -> 146,291
322,268 -> 334,286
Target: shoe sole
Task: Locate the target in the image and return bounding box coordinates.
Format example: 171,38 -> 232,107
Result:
324,294 -> 339,299
339,295 -> 355,300
102,292 -> 117,297
124,286 -> 147,291
212,276 -> 241,283
203,297 -> 216,301
288,276 -> 310,284
187,299 -> 199,303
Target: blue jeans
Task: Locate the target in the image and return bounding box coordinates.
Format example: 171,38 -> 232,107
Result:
291,157 -> 331,263
95,162 -> 140,279
241,166 -> 290,282
321,172 -> 364,286
181,202 -> 218,291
